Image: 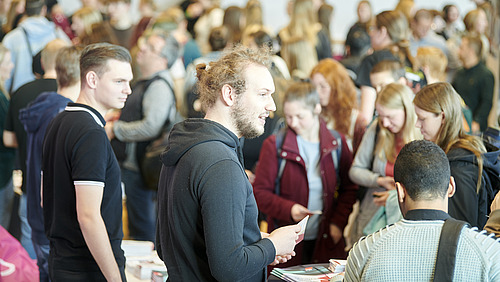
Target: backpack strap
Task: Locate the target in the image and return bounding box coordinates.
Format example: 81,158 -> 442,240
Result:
10,27 -> 34,94
433,218 -> 469,282
20,27 -> 34,57
328,129 -> 342,182
274,128 -> 287,196
274,128 -> 343,196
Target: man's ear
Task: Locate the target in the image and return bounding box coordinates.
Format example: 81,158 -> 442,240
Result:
398,76 -> 407,86
396,182 -> 406,204
221,84 -> 236,106
379,26 -> 388,38
313,103 -> 321,115
86,71 -> 98,89
447,176 -> 456,198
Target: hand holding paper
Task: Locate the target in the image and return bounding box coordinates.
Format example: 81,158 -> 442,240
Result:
267,224 -> 301,257
296,215 -> 309,244
291,203 -> 314,222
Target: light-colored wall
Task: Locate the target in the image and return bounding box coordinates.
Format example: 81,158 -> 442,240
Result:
59,0 -> 477,47
224,0 -> 475,44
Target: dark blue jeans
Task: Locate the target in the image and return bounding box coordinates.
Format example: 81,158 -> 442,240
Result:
121,167 -> 156,243
33,240 -> 50,282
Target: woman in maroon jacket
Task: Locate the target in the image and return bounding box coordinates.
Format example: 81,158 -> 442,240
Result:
253,82 -> 357,266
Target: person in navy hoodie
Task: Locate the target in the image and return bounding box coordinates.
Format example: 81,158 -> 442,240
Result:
19,45 -> 82,282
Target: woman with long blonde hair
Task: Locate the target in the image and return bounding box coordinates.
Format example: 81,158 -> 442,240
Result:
71,7 -> 103,45
413,82 -> 499,228
349,83 -> 421,243
279,0 -> 322,78
463,8 -> 490,60
310,58 -> 366,152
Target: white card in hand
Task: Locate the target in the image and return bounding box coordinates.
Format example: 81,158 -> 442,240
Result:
296,215 -> 309,243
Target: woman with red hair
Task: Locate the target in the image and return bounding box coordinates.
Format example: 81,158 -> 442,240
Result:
311,58 -> 366,153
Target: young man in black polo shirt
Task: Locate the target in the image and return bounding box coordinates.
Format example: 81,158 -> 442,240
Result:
42,43 -> 133,282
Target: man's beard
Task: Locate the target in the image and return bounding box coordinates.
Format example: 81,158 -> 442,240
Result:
230,98 -> 265,139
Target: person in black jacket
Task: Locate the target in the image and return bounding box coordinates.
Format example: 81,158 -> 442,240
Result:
156,45 -> 300,281
414,82 -> 500,229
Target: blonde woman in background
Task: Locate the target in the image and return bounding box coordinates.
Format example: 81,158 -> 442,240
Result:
416,46 -> 473,133
349,83 -> 421,243
416,46 -> 448,83
463,8 -> 490,60
414,82 -> 500,229
71,6 -> 102,45
193,0 -> 224,55
2,0 -> 24,35
244,0 -> 262,27
394,0 -> 415,24
278,0 -> 321,78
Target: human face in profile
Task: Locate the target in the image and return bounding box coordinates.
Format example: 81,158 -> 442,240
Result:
311,72 -> 331,107
414,105 -> 444,142
94,59 -> 133,111
231,63 -> 276,138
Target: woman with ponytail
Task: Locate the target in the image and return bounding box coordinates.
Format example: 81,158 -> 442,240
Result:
413,82 -> 500,229
356,10 -> 417,123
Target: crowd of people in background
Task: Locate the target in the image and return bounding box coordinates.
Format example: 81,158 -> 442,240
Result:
0,0 -> 499,281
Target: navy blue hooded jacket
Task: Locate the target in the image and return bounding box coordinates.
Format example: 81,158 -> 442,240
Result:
19,91 -> 71,244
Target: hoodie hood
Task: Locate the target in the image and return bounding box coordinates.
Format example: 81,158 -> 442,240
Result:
160,118 -> 242,166
19,17 -> 58,43
19,91 -> 71,133
447,142 -> 500,198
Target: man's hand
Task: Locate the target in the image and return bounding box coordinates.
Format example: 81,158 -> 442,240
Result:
329,224 -> 342,244
377,176 -> 395,190
105,122 -> 115,140
267,224 -> 300,256
471,121 -> 480,134
291,204 -> 312,222
3,131 -> 18,148
245,169 -> 255,184
373,191 -> 390,206
270,252 -> 296,266
262,231 -> 295,265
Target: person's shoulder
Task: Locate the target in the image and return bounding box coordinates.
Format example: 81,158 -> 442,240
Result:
151,71 -> 174,88
477,63 -> 495,78
460,227 -> 500,259
190,139 -> 238,160
1,27 -> 22,45
55,108 -> 103,130
447,146 -> 475,162
370,49 -> 397,61
352,222 -> 399,251
14,79 -> 57,95
10,80 -> 39,100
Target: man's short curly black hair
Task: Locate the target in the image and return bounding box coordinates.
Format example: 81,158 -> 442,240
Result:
394,140 -> 450,201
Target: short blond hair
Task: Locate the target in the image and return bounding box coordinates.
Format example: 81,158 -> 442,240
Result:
416,46 -> 447,82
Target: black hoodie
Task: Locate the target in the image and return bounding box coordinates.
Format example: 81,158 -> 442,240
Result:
448,142 -> 500,229
156,119 -> 275,282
